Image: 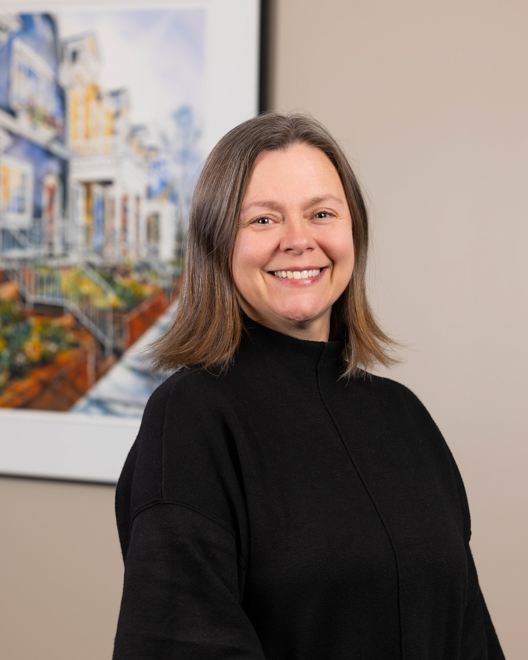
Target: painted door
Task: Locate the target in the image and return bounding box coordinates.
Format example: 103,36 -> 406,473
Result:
42,174 -> 57,254
92,185 -> 105,255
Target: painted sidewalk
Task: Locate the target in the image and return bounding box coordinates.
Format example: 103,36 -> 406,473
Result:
70,302 -> 177,417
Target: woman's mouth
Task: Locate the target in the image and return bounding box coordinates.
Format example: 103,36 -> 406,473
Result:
270,268 -> 324,280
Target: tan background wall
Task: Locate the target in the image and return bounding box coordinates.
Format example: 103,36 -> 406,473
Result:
0,478 -> 121,659
1,1 -> 526,658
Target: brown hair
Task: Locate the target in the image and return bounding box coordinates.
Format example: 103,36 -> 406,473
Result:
149,112 -> 398,377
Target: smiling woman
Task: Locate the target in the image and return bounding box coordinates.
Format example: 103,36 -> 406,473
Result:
112,113 -> 505,659
148,112 -> 396,377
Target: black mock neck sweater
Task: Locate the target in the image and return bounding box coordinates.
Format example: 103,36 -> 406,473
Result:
113,321 -> 504,659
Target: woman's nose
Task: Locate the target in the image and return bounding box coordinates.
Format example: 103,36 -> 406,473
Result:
279,217 -> 315,254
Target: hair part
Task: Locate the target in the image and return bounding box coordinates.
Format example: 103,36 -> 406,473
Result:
148,111 -> 399,378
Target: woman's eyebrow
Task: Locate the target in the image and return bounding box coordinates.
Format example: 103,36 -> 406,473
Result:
304,194 -> 344,208
241,200 -> 284,213
241,195 -> 345,214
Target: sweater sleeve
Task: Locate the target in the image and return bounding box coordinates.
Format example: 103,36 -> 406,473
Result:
112,502 -> 266,659
460,544 -> 505,660
112,374 -> 266,659
394,382 -> 505,659
445,449 -> 505,659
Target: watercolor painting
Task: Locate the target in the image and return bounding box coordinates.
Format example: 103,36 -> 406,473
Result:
0,7 -> 206,417
0,0 -> 261,482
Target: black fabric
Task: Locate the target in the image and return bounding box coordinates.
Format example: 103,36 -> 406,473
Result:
113,320 -> 505,659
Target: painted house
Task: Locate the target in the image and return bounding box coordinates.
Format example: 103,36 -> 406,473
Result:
143,105 -> 202,263
60,32 -> 151,262
0,13 -> 68,255
146,149 -> 178,262
0,14 -> 181,265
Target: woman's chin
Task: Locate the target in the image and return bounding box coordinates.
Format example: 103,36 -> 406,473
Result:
272,305 -> 330,330
241,299 -> 331,337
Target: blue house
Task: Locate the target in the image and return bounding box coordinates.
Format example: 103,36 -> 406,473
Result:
0,13 -> 68,253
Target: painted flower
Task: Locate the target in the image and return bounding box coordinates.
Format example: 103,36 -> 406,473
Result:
24,338 -> 43,362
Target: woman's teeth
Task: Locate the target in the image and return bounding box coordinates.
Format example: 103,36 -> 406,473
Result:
272,269 -> 321,279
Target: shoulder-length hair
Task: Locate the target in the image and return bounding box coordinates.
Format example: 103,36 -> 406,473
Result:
149,112 -> 398,378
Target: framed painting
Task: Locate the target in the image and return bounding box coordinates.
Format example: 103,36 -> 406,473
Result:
0,0 -> 264,482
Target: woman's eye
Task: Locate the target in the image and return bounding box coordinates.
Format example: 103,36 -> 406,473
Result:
314,211 -> 334,219
253,216 -> 273,225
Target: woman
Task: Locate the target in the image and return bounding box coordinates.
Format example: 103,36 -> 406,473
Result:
113,113 -> 504,659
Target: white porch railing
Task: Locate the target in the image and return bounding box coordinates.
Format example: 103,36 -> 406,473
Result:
1,226 -> 115,355
3,260 -> 115,356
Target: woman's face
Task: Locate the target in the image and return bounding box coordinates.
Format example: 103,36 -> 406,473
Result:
233,143 -> 354,341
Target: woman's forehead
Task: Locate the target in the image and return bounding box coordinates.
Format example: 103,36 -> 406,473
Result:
241,145 -> 346,210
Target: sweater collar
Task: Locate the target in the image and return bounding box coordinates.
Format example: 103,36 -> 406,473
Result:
239,314 -> 346,374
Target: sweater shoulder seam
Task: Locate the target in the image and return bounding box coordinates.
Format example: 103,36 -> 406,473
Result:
130,498 -> 240,546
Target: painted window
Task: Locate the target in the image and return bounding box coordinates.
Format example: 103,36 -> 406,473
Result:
147,213 -> 160,245
0,154 -> 33,225
0,15 -> 21,49
72,86 -> 86,144
10,38 -> 60,135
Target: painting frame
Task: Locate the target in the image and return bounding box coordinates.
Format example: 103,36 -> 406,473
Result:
0,0 -> 265,483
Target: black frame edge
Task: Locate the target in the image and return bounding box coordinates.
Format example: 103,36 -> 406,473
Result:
258,0 -> 271,112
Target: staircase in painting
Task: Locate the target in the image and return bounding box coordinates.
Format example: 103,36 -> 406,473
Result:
0,227 -> 114,355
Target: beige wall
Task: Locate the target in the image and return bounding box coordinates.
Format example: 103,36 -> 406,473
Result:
1,1 -> 526,658
269,0 -> 527,657
0,478 -> 122,659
